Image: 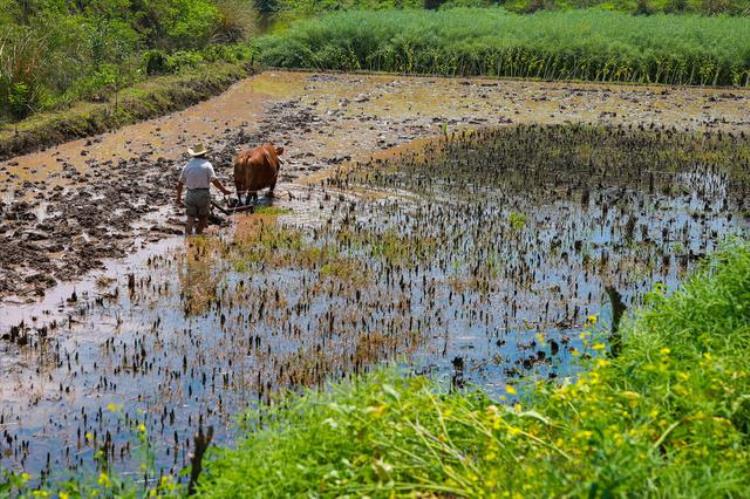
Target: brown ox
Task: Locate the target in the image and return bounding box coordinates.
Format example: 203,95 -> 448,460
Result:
233,143 -> 284,204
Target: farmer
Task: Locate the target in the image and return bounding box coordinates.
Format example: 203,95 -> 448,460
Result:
175,143 -> 232,235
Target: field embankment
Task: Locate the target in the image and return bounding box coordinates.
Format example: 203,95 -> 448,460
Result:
197,240 -> 750,497
0,60 -> 254,161
256,8 -> 750,86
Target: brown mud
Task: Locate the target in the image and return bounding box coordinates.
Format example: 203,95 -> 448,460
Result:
2,71 -> 749,301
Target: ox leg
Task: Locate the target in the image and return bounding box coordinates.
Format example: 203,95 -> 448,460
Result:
235,184 -> 245,206
266,182 -> 276,198
246,192 -> 257,205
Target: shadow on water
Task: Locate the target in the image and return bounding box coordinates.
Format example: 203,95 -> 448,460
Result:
1,124 -> 748,485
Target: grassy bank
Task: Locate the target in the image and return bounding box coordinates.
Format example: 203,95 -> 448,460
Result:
0,59 -> 254,160
194,240 -> 750,497
255,8 -> 750,86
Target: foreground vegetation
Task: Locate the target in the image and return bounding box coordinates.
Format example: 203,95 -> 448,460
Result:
256,8 -> 750,85
193,241 -> 750,496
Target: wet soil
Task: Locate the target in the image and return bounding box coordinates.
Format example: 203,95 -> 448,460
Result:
1,71 -> 749,301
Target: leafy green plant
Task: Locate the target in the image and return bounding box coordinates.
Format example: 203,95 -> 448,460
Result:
508,211 -> 527,231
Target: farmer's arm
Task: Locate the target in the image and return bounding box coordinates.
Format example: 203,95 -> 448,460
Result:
207,163 -> 232,195
212,178 -> 232,196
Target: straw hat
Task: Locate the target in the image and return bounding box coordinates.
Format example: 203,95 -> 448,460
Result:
188,143 -> 208,157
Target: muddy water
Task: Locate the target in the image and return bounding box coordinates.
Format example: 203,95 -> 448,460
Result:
2,71 -> 749,300
2,121 -> 749,484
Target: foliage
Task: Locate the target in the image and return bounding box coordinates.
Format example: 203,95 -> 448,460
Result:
500,0 -> 750,14
254,8 -> 750,86
0,60 -> 252,159
0,0 -> 258,124
197,241 -> 750,497
270,0 -> 750,15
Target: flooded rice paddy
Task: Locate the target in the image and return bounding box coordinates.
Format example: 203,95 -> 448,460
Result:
1,122 -> 748,484
2,70 -> 749,300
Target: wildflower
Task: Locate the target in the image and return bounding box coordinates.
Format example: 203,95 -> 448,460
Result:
659,347 -> 671,355
592,343 -> 606,351
137,423 -> 147,433
587,315 -> 598,325
576,430 -> 593,440
60,493 -> 70,499
85,432 -> 94,443
98,472 -> 111,487
106,402 -> 122,413
621,390 -> 641,400
505,385 -> 517,395
367,404 -> 387,418
596,358 -> 610,368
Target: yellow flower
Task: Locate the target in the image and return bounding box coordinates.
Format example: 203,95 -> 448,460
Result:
587,315 -> 598,325
20,472 -> 31,483
505,385 -> 517,395
60,493 -> 70,499
106,402 -> 122,413
137,423 -> 147,433
576,430 -> 593,440
621,390 -> 641,400
592,343 -> 606,351
98,472 -> 111,488
659,347 -> 671,355
367,404 -> 388,418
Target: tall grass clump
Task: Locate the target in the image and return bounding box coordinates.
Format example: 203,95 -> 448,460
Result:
254,8 -> 750,86
197,241 -> 750,497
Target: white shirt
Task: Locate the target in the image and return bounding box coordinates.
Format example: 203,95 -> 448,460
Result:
179,158 -> 216,190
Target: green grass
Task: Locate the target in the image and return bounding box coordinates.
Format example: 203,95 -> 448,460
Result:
0,59 -> 255,160
195,240 -> 750,497
254,8 -> 750,86
269,0 -> 750,16
497,0 -> 750,14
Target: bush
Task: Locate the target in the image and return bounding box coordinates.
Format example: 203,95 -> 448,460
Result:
0,0 -> 258,123
144,49 -> 170,75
